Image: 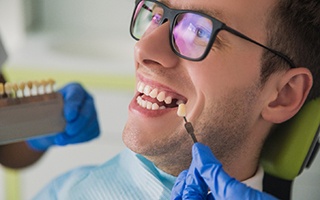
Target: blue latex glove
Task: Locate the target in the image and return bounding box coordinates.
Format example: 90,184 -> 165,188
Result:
171,143 -> 278,200
27,83 -> 100,151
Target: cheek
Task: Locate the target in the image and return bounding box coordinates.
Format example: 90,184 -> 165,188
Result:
188,50 -> 261,97
192,84 -> 262,158
186,60 -> 233,100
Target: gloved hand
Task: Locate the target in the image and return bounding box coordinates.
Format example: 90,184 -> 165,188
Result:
171,143 -> 278,200
27,83 -> 100,151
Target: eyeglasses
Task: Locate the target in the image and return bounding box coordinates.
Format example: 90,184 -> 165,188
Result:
130,0 -> 296,68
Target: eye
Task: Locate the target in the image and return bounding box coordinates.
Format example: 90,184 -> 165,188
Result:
196,28 -> 210,39
188,23 -> 211,40
188,23 -> 210,40
150,5 -> 163,24
152,13 -> 162,24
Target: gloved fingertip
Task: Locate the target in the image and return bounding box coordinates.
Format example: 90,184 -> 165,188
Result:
58,83 -> 76,98
192,143 -> 204,157
54,135 -> 67,146
193,142 -> 207,150
176,170 -> 188,181
192,142 -> 213,156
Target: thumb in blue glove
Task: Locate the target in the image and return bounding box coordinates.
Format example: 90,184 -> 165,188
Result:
27,83 -> 100,151
171,143 -> 278,200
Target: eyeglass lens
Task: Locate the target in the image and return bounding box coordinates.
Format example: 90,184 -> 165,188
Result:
131,0 -> 214,60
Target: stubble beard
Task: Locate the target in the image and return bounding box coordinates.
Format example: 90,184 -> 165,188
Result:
122,83 -> 262,175
196,84 -> 262,168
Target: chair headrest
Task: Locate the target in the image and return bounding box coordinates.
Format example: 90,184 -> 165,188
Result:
260,98 -> 320,180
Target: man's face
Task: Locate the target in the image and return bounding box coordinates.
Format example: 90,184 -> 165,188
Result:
123,0 -> 275,175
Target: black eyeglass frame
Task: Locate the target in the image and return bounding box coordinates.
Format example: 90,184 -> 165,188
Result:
130,0 -> 296,68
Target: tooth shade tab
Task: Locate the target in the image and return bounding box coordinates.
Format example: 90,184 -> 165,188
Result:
177,103 -> 187,117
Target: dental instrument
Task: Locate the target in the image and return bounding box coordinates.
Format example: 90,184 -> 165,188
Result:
177,103 -> 198,143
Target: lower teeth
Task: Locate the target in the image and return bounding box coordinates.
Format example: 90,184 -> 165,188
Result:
137,96 -> 169,110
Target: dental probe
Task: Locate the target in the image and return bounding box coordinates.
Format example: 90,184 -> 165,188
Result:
177,103 -> 198,143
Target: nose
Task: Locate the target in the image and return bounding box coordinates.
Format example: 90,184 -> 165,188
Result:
134,22 -> 179,69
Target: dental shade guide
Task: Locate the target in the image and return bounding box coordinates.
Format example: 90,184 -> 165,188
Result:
0,79 -> 65,145
177,103 -> 198,143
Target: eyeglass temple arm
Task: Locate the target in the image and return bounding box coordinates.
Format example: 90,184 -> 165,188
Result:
223,26 -> 296,68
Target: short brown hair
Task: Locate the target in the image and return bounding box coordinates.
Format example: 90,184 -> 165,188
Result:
261,0 -> 320,101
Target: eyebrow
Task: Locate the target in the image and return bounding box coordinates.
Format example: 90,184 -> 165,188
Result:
158,0 -> 171,6
197,8 -> 227,23
158,0 -> 227,23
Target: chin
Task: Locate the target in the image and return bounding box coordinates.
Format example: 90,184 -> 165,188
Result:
122,122 -> 151,154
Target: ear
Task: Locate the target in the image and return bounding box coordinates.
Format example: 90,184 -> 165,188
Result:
262,67 -> 313,124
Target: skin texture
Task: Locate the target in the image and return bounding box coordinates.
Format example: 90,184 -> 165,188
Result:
122,0 -> 312,182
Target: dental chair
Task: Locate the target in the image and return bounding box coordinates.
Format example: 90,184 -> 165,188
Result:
260,98 -> 320,200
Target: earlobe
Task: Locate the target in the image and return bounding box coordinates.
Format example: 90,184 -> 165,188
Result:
262,68 -> 313,124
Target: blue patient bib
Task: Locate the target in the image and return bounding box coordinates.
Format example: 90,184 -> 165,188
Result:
33,149 -> 176,200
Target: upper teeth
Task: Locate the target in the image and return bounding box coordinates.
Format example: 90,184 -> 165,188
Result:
136,81 -> 183,110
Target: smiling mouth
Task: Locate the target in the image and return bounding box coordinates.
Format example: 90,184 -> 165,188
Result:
136,81 -> 187,110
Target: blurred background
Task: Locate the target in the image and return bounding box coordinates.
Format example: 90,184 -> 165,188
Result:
0,0 -> 319,199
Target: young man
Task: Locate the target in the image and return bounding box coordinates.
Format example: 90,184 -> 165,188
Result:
0,36 -> 100,169
32,0 -> 319,199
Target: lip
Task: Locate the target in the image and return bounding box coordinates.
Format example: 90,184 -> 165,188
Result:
129,74 -> 188,118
